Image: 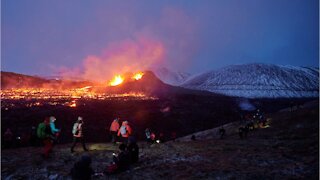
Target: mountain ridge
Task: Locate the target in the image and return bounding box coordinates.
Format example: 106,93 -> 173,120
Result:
181,63 -> 319,98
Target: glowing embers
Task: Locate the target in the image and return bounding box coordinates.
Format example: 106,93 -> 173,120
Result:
109,75 -> 124,86
132,72 -> 144,80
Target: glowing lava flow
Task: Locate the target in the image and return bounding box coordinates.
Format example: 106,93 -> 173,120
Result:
132,72 -> 144,80
109,75 -> 124,86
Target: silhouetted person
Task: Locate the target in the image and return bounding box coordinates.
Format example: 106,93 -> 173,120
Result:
238,127 -> 244,139
191,135 -> 196,141
219,127 -> 226,139
127,136 -> 139,163
145,128 -> 151,143
248,121 -> 254,131
105,144 -> 131,174
243,125 -> 249,138
71,155 -> 94,180
29,126 -> 39,147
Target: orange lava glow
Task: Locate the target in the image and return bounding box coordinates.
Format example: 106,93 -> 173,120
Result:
109,75 -> 124,86
69,100 -> 77,108
132,72 -> 144,80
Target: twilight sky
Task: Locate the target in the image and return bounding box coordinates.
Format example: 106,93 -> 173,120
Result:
2,0 -> 319,79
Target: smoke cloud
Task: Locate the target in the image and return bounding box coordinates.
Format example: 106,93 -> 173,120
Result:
81,37 -> 165,82
55,6 -> 198,82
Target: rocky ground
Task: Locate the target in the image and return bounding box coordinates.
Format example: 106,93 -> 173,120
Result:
1,104 -> 318,179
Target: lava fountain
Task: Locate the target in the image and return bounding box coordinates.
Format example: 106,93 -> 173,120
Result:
109,75 -> 124,86
132,72 -> 144,80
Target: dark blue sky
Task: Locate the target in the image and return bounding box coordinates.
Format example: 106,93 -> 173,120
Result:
2,0 -> 319,78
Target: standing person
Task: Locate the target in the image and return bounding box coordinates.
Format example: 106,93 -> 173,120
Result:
238,127 -> 244,139
117,121 -> 132,144
37,117 -> 55,158
29,126 -> 39,147
71,116 -> 88,153
109,118 -> 120,144
145,128 -> 151,143
50,116 -> 61,143
219,126 -> 226,139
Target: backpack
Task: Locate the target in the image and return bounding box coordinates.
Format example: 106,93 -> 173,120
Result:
120,126 -> 127,135
72,123 -> 79,135
37,122 -> 46,139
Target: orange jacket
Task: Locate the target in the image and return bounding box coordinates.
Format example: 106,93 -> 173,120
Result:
117,122 -> 132,138
110,120 -> 120,132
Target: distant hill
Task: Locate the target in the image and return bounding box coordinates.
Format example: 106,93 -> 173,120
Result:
1,71 -> 94,89
149,67 -> 191,86
182,64 -> 319,98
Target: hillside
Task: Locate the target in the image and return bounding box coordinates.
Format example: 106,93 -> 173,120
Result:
2,101 -> 318,179
1,71 -> 94,90
182,63 -> 319,98
149,67 -> 191,86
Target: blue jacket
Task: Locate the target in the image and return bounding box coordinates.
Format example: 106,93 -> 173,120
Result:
50,122 -> 60,134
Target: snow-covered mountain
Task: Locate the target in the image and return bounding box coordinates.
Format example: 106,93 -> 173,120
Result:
181,63 -> 319,98
149,67 -> 191,85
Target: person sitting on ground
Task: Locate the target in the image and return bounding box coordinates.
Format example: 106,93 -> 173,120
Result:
127,136 -> 139,163
105,143 -> 131,174
71,155 -> 94,180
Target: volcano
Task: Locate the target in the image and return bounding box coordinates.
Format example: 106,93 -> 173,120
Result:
93,71 -> 215,97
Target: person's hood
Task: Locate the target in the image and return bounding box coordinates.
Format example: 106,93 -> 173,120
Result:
49,116 -> 56,122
